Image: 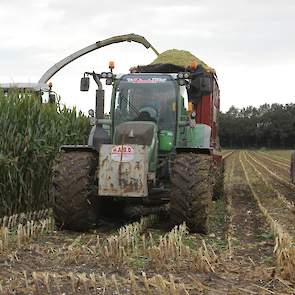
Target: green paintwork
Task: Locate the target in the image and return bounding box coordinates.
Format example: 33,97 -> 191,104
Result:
176,124 -> 211,149
159,130 -> 174,152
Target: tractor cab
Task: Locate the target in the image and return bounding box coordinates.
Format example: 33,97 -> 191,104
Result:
110,73 -> 182,177
112,74 -> 181,156
112,74 -> 178,132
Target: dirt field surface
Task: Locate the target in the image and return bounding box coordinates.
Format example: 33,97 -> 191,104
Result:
1,150 -> 295,294
257,150 -> 293,163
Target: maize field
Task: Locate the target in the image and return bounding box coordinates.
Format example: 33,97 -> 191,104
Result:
0,90 -> 90,216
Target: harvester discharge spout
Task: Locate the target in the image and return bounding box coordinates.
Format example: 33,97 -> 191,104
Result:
39,33 -> 159,84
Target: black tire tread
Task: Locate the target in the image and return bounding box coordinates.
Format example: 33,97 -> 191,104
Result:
52,151 -> 98,231
170,153 -> 213,234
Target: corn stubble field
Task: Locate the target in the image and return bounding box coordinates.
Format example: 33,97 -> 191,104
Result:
1,93 -> 295,294
0,150 -> 294,294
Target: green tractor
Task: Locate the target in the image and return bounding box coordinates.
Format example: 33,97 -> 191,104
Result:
52,61 -> 223,234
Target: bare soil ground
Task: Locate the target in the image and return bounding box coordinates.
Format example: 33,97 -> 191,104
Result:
1,151 -> 295,294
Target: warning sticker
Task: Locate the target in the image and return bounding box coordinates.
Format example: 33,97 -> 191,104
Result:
111,145 -> 134,162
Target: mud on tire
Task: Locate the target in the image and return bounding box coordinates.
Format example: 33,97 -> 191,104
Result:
170,153 -> 213,234
52,151 -> 98,231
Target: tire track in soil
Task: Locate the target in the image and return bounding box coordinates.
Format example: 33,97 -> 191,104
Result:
217,152 -> 276,291
186,152 -> 290,294
244,152 -> 294,211
259,151 -> 291,165
257,151 -> 290,169
223,150 -> 236,258
251,151 -> 290,183
248,152 -> 295,205
243,151 -> 295,240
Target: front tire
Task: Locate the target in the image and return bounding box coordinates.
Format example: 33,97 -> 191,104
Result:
170,153 -> 213,234
52,151 -> 98,231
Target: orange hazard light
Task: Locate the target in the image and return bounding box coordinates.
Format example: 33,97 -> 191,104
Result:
188,101 -> 193,113
109,61 -> 115,70
191,60 -> 198,70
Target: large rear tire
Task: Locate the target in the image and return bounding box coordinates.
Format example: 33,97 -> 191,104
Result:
170,153 -> 213,234
52,151 -> 98,231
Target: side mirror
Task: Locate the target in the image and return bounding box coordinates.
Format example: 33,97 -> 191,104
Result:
80,77 -> 90,91
49,94 -> 56,104
200,76 -> 213,93
190,75 -> 213,94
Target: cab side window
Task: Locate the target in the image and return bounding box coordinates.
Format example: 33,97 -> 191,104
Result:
180,86 -> 189,116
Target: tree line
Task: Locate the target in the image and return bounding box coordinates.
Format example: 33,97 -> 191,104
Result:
219,103 -> 295,148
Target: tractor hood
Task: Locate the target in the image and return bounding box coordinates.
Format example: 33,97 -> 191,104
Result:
114,121 -> 158,172
114,121 -> 156,146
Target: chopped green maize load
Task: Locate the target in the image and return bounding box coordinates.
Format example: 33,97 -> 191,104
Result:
151,49 -> 214,72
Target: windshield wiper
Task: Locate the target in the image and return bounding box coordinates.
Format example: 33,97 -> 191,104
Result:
119,94 -> 141,116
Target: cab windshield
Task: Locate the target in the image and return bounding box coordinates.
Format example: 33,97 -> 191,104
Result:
113,74 -> 177,131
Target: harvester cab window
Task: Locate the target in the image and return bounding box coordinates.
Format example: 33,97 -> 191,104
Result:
180,86 -> 189,110
180,85 -> 189,118
113,74 -> 177,132
41,91 -> 50,103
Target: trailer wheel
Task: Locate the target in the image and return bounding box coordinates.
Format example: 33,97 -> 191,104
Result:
170,153 -> 213,234
52,151 -> 98,231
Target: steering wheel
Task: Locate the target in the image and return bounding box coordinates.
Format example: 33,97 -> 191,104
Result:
136,106 -> 158,122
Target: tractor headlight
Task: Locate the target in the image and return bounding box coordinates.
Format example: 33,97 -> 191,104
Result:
106,72 -> 113,78
177,72 -> 184,79
101,72 -> 107,78
178,79 -> 186,86
183,72 -> 190,79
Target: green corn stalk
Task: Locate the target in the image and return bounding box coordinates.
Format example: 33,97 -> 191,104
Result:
0,89 -> 90,216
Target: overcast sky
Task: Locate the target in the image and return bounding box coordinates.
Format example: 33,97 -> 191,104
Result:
0,0 -> 294,113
